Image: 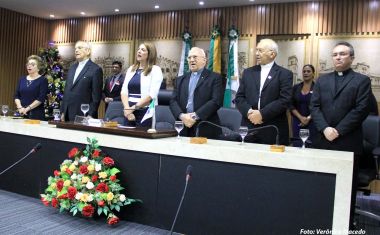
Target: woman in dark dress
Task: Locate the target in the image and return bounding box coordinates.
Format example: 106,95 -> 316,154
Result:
14,55 -> 48,120
290,64 -> 316,147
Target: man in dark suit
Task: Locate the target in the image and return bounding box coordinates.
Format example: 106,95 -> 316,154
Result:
61,41 -> 103,121
310,41 -> 371,229
102,61 -> 125,111
170,47 -> 223,139
235,38 -> 293,145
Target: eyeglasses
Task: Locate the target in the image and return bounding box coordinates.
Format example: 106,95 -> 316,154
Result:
187,55 -> 204,61
26,63 -> 37,66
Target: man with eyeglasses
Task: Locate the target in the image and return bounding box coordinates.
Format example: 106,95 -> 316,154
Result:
102,61 -> 125,111
235,38 -> 293,145
61,40 -> 103,121
310,41 -> 371,229
170,47 -> 224,138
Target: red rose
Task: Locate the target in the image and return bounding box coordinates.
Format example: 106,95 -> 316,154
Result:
58,193 -> 68,199
79,165 -> 88,174
82,205 -> 95,217
65,168 -> 72,175
107,216 -> 120,225
56,180 -> 64,191
110,175 -> 117,181
68,147 -> 79,158
92,150 -> 101,158
98,200 -> 105,207
41,197 -> 49,206
96,182 -> 109,192
51,198 -> 58,208
92,175 -> 98,182
54,170 -> 60,177
67,186 -> 77,199
103,157 -> 115,166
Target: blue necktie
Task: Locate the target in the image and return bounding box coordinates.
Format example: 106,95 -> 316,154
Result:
187,73 -> 198,112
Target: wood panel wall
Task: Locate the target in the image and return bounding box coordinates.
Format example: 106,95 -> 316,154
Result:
0,8 -> 49,107
49,0 -> 380,43
1,0 -> 380,111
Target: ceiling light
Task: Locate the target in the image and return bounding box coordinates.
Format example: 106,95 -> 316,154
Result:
154,5 -> 159,9
199,1 -> 204,6
49,14 -> 55,18
114,9 -> 120,12
80,12 -> 86,16
249,0 -> 255,2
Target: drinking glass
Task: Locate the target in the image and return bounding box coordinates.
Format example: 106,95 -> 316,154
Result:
53,109 -> 60,121
2,105 -> 9,117
174,121 -> 184,139
299,129 -> 310,149
80,104 -> 90,117
238,126 -> 248,144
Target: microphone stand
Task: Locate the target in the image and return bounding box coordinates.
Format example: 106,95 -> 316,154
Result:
0,143 -> 42,176
170,165 -> 193,235
247,124 -> 280,145
195,120 -> 235,137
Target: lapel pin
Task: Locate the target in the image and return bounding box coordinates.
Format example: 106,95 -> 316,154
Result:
267,76 -> 272,80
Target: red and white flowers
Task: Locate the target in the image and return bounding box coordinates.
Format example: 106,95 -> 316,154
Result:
40,138 -> 140,224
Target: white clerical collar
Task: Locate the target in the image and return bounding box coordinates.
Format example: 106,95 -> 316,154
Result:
260,60 -> 275,69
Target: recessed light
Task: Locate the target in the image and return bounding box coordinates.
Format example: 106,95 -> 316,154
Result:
80,12 -> 86,15
199,1 -> 204,6
154,5 -> 159,9
114,9 -> 120,12
249,0 -> 255,2
49,14 -> 55,18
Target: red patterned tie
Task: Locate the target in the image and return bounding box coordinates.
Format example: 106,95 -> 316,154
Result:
109,76 -> 115,90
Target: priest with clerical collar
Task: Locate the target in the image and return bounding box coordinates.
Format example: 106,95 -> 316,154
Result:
310,41 -> 371,230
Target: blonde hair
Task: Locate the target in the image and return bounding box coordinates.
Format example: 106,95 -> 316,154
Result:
27,55 -> 44,73
131,42 -> 157,76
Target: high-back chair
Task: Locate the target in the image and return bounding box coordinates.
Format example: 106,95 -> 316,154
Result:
104,101 -> 124,124
217,107 -> 242,141
356,115 -> 380,221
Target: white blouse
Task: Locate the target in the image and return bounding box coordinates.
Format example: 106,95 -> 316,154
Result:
120,65 -> 163,105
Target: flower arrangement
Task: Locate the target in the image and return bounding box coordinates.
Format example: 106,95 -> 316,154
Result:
40,138 -> 140,225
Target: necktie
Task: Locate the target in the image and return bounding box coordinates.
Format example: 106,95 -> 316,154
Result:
109,76 -> 115,90
187,73 -> 198,112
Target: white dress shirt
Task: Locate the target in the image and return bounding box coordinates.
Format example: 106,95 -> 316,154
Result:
258,61 -> 274,110
73,59 -> 89,83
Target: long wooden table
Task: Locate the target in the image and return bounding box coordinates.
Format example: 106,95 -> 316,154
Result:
0,118 -> 353,234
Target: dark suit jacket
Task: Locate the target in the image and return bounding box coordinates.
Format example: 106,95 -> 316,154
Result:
310,69 -> 371,154
61,60 -> 103,121
102,73 -> 125,101
235,63 -> 293,145
170,68 -> 224,139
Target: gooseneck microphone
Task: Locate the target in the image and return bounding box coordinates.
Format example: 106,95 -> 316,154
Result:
195,120 -> 235,137
0,143 -> 42,176
169,165 -> 193,235
247,125 -> 280,145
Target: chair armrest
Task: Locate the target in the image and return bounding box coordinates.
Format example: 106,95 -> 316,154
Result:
373,147 -> 380,179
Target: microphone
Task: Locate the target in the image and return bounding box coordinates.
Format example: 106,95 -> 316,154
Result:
195,120 -> 235,137
170,165 -> 193,235
247,125 -> 280,145
0,143 -> 42,176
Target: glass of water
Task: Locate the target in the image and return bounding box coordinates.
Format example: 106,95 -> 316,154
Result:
80,104 -> 90,117
53,109 -> 60,121
2,105 -> 9,117
299,129 -> 310,149
238,126 -> 248,144
174,121 -> 184,139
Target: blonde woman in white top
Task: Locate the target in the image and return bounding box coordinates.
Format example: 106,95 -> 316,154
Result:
120,42 -> 163,127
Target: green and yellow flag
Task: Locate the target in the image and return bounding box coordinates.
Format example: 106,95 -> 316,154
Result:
207,25 -> 222,74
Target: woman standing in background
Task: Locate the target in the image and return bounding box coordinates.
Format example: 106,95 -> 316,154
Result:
14,55 -> 48,120
290,64 -> 316,146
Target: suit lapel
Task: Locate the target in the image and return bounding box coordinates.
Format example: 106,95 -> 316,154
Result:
253,68 -> 261,92
334,72 -> 355,98
72,61 -> 91,88
182,74 -> 190,100
195,69 -> 209,91
261,63 -> 278,91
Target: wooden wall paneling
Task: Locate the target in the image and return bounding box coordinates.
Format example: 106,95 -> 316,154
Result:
363,0 -> 369,33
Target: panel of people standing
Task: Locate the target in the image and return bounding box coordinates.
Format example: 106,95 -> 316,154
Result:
13,39 -> 377,149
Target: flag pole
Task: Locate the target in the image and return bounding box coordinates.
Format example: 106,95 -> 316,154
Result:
147,99 -> 157,133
